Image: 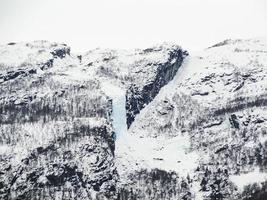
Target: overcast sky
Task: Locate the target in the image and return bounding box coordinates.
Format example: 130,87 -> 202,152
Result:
0,0 -> 267,52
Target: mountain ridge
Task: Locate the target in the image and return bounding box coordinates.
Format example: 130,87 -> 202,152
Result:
0,38 -> 266,199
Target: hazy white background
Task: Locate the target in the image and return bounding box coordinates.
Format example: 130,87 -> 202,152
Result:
0,0 -> 266,52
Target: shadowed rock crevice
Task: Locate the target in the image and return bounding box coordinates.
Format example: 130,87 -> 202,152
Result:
126,48 -> 187,128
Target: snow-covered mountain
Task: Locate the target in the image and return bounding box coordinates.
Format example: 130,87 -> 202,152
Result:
0,38 -> 266,200
117,38 -> 267,200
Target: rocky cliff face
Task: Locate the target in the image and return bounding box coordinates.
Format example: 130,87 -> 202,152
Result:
117,38 -> 267,200
0,38 -> 266,200
0,41 -> 187,199
126,47 -> 187,127
80,43 -> 187,127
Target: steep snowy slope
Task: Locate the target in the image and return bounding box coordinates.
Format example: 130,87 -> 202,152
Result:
0,41 -> 186,199
1,38 -> 266,200
81,44 -> 187,127
0,41 -> 117,199
117,38 -> 267,200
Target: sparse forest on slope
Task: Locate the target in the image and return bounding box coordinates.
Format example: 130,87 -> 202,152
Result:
0,39 -> 266,200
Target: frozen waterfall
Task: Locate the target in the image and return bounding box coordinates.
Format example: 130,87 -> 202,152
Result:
102,82 -> 127,139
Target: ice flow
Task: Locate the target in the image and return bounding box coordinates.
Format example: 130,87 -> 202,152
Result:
102,82 -> 127,139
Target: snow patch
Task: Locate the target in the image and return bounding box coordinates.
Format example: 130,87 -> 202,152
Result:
116,134 -> 199,177
230,168 -> 267,190
0,144 -> 9,154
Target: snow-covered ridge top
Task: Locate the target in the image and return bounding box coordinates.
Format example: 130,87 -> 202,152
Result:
0,40 -> 70,70
0,40 -> 68,48
83,42 -> 183,56
0,40 -> 184,74
81,42 -> 187,90
207,37 -> 267,51
82,42 -> 184,65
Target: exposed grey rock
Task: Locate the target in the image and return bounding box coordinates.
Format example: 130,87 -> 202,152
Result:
126,47 -> 187,127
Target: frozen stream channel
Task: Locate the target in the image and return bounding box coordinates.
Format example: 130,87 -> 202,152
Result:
101,82 -> 127,139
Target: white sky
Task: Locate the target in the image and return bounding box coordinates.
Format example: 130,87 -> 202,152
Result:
0,0 -> 267,52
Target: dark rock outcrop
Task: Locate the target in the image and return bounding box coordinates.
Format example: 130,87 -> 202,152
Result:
126,48 -> 187,128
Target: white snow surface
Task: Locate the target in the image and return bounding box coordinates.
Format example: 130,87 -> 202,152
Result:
116,133 -> 199,177
115,38 -> 267,198
0,41 -> 67,69
230,168 -> 267,190
82,42 -> 184,89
